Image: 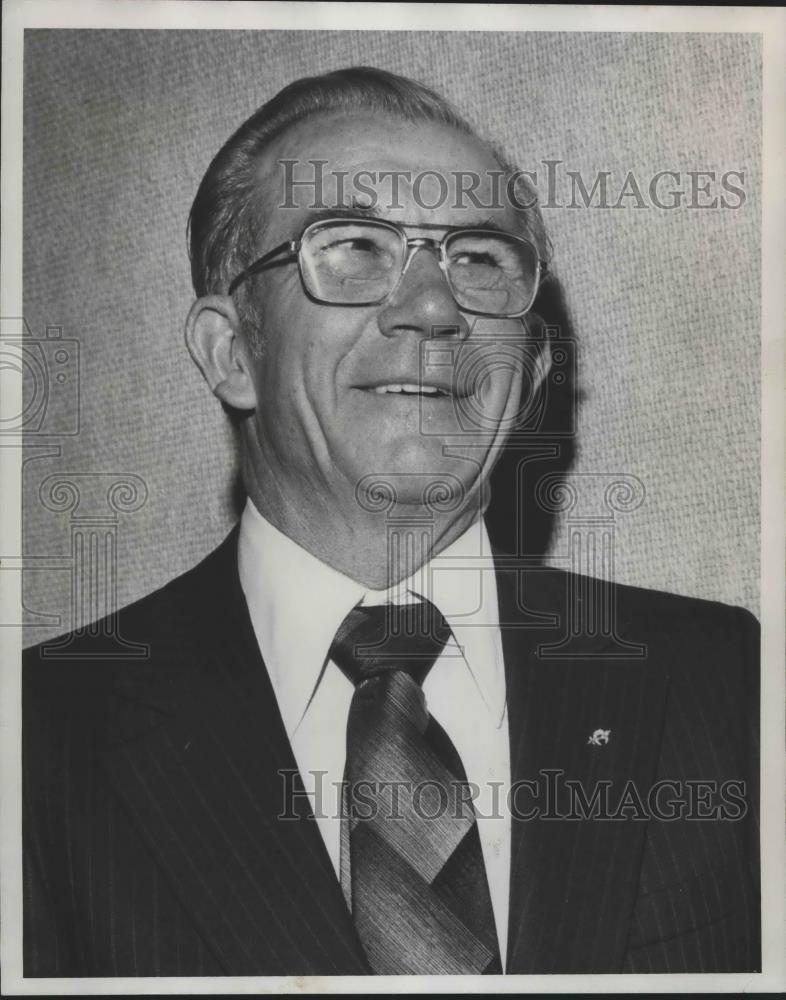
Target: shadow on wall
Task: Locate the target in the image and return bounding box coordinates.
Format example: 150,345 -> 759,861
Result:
486,276 -> 582,560
226,275 -> 582,560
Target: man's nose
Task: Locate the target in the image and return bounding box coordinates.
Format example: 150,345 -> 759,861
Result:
376,247 -> 470,340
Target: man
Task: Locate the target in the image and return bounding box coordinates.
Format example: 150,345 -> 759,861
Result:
23,67 -> 759,976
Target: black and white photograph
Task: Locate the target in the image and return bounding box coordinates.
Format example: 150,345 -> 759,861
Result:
1,1 -> 783,992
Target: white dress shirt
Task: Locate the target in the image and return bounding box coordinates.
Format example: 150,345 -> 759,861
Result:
238,498 -> 511,966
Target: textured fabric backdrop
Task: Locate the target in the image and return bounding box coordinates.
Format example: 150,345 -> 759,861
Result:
21,30 -> 760,641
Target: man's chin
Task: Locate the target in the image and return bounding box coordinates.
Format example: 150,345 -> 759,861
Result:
348,438 -> 485,515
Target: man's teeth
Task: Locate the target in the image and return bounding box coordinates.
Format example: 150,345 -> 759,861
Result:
373,384 -> 446,395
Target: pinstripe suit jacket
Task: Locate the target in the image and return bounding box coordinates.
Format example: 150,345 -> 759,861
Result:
23,528 -> 760,976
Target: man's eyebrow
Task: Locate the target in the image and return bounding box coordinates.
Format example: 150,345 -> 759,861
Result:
458,217 -> 507,233
299,203 -> 385,226
297,208 -> 513,234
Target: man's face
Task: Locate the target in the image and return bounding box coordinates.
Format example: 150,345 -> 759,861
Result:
241,113 -> 532,515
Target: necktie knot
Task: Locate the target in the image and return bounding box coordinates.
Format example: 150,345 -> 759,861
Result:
330,600 -> 451,687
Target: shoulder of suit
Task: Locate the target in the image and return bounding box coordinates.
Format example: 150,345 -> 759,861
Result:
23,527 -> 240,708
500,562 -> 759,676
508,566 -> 759,733
524,564 -> 757,628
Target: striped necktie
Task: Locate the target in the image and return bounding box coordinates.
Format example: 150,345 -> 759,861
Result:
330,600 -> 502,975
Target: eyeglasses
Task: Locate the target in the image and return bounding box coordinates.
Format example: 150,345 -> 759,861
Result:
227,217 -> 547,318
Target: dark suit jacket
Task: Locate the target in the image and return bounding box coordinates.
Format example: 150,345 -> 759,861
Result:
23,528 -> 760,976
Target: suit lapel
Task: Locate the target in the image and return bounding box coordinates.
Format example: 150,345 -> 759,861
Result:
101,532 -> 369,975
496,563 -> 670,972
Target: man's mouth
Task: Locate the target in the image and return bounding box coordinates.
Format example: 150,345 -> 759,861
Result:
371,383 -> 451,397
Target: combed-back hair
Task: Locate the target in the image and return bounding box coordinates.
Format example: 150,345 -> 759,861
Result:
188,66 -> 549,313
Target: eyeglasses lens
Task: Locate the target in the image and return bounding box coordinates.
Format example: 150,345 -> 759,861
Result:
300,220 -> 538,316
444,232 -> 538,317
300,222 -> 400,304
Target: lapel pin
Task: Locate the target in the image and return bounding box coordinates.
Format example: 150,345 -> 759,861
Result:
587,728 -> 611,746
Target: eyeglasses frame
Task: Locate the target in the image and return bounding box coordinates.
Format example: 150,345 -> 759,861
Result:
227,216 -> 548,318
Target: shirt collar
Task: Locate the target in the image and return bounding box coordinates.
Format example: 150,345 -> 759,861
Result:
238,499 -> 505,736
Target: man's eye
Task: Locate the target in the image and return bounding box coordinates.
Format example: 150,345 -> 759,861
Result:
316,236 -> 395,277
451,250 -> 501,268
325,237 -> 380,255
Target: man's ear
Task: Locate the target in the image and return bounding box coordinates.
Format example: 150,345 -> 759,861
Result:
532,336 -> 552,394
520,314 -> 552,396
185,295 -> 257,410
